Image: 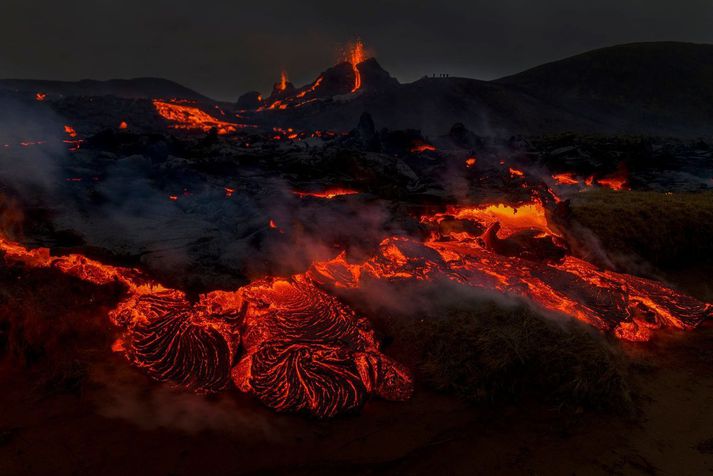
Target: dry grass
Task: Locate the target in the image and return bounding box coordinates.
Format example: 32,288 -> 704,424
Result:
395,298 -> 633,412
569,190 -> 713,300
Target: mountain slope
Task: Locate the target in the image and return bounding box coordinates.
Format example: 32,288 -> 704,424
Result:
0,77 -> 211,101
259,42 -> 713,137
496,42 -> 713,136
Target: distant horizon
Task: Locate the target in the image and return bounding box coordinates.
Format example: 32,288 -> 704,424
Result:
2,0 -> 711,100
1,40 -> 710,102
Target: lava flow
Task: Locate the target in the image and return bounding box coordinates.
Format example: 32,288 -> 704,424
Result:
347,40 -> 366,92
0,235 -> 413,417
153,100 -> 243,135
293,188 -> 360,199
0,197 -> 711,416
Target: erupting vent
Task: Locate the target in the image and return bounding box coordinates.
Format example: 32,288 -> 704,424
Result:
347,40 -> 366,92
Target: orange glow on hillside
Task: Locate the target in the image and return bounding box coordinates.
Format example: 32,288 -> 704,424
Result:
35,92 -> 47,101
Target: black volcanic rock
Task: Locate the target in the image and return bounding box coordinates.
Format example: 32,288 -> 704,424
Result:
267,82 -> 296,101
447,123 -> 484,149
351,112 -> 380,151
357,58 -> 399,92
312,62 -> 358,97
237,91 -> 262,110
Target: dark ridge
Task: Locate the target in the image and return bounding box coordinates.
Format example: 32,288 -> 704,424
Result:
0,77 -> 212,101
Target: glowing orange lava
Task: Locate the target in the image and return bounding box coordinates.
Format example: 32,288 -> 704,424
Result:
293,188 -> 359,199
347,40 -> 366,93
509,167 -> 525,178
0,231 -> 413,418
552,172 -> 579,185
296,76 -> 323,99
410,142 -> 437,153
153,100 -> 240,135
465,157 -> 477,167
64,125 -> 77,138
278,71 -> 288,91
423,201 -> 557,238
1,191 -> 711,415
119,121 -> 128,130
35,92 -> 47,101
597,176 -> 628,191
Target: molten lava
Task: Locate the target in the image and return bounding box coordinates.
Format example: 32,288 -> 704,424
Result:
278,71 -> 289,91
552,172 -> 579,185
509,167 -> 525,178
597,175 -> 628,191
35,92 -> 47,101
153,100 -> 241,135
347,40 -> 366,93
0,195 -> 711,415
64,125 -> 77,138
410,141 -> 437,153
63,125 -> 82,151
293,188 -> 359,199
0,235 -> 413,416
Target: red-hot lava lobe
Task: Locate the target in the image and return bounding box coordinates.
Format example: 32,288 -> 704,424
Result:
153,100 -> 242,135
233,276 -> 412,417
35,92 -> 47,101
0,236 -> 412,416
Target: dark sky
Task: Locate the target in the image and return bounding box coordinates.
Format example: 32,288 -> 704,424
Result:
2,0 -> 712,100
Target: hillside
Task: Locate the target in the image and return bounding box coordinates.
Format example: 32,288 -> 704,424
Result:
0,77 -> 210,101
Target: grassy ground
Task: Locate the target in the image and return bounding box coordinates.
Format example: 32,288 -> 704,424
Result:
568,190 -> 713,300
393,298 -> 633,413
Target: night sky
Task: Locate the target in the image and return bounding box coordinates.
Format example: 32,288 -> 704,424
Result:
2,0 -> 712,100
